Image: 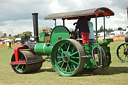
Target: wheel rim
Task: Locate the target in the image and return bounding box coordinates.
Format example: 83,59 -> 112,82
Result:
106,52 -> 111,66
11,52 -> 26,73
51,39 -> 85,76
103,52 -> 111,70
92,46 -> 106,68
117,43 -> 128,62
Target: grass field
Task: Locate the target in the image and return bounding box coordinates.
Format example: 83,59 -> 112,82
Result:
0,40 -> 128,85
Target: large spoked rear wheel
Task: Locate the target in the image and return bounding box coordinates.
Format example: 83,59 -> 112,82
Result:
51,39 -> 85,76
11,50 -> 43,74
117,43 -> 128,62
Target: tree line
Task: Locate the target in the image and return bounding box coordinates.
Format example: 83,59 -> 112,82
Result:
1,31 -> 32,39
0,26 -> 125,39
96,25 -> 125,33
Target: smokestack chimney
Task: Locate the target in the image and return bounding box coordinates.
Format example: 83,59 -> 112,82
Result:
32,13 -> 39,42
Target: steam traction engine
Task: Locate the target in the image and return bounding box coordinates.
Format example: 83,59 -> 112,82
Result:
116,7 -> 128,62
9,7 -> 114,76
116,33 -> 128,62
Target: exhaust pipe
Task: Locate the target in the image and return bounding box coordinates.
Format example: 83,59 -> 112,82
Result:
32,13 -> 39,42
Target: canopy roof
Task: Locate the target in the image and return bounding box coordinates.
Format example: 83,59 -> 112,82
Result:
45,7 -> 114,20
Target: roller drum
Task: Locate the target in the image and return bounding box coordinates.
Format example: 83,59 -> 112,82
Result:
11,50 -> 44,74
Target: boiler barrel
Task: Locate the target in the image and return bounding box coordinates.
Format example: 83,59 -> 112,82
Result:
35,43 -> 52,55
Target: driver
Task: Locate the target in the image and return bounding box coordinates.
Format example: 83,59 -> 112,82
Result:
74,16 -> 90,44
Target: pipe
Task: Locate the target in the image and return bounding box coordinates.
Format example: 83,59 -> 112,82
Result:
95,16 -> 98,43
126,7 -> 128,30
62,19 -> 65,26
54,19 -> 56,26
103,17 -> 105,39
32,13 -> 39,42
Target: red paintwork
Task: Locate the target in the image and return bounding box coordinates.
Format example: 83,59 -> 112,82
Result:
46,36 -> 50,43
9,46 -> 28,65
14,46 -> 28,61
94,10 -> 100,16
9,60 -> 27,65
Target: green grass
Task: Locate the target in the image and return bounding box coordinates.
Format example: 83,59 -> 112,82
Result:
0,40 -> 128,85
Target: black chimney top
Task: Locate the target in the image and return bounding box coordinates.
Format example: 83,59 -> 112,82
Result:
32,13 -> 39,42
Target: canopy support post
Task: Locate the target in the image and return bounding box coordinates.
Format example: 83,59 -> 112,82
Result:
54,19 -> 56,26
103,17 -> 106,39
95,16 -> 98,43
62,19 -> 65,26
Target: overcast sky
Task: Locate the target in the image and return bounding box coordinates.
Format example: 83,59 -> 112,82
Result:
0,0 -> 128,35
